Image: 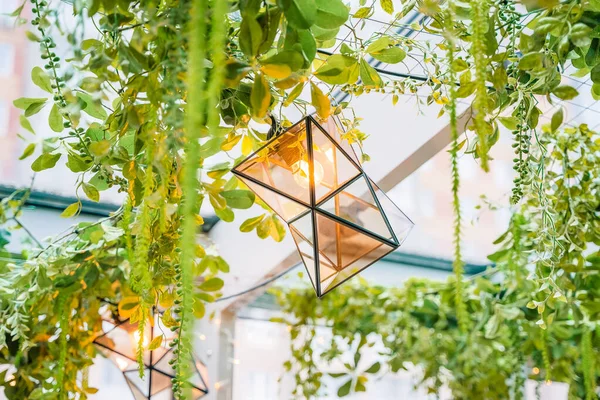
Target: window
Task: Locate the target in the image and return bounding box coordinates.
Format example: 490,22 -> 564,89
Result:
0,101 -> 8,137
0,43 -> 15,76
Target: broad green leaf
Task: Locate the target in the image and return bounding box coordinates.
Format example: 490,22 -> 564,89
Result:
314,54 -> 359,85
77,92 -> 107,120
199,277 -> 224,292
261,51 -> 304,79
239,16 -> 263,58
193,300 -> 206,318
257,216 -> 273,239
200,137 -> 225,158
311,25 -> 339,41
278,0 -> 317,30
498,117 -> 518,130
270,215 -> 286,242
366,37 -> 390,54
518,52 -> 543,70
380,0 -> 394,14
221,190 -> 256,209
551,108 -> 563,132
240,214 -> 265,232
209,192 -> 227,210
365,362 -> 381,374
353,7 -> 372,18
148,335 -> 164,350
251,72 -> 271,118
13,97 -> 47,111
61,202 -> 81,218
20,115 -> 34,134
370,47 -> 406,64
82,182 -> 100,202
310,82 -> 331,119
215,206 -> 235,222
31,66 -> 53,93
284,82 -> 305,107
552,85 -> 579,100
49,104 -> 64,132
314,0 -> 349,29
66,153 -> 92,173
591,64 -> 600,83
337,379 -> 353,397
118,296 -> 140,319
359,59 -> 383,87
89,140 -> 111,157
19,143 -> 35,160
31,152 -> 61,172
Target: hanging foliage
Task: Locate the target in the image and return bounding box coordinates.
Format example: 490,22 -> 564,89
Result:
0,0 -> 599,398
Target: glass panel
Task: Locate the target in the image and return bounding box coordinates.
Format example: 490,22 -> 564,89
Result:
126,378 -> 149,400
152,390 -> 171,400
194,359 -> 210,392
124,369 -> 150,397
150,370 -> 172,395
317,176 -> 394,242
233,120 -> 311,205
95,320 -> 139,362
309,119 -> 361,202
314,211 -> 394,295
154,349 -> 175,376
238,176 -> 308,222
318,115 -> 360,164
369,179 -> 414,245
289,211 -> 318,290
193,387 -> 209,399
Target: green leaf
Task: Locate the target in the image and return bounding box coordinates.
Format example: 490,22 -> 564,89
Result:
314,54 -> 359,85
77,92 -> 107,120
370,47 -> 406,64
359,59 -> 383,87
552,85 -> 579,100
239,16 -> 263,58
82,182 -> 100,202
193,299 -> 206,318
215,206 -> 235,222
551,108 -> 563,132
66,153 -> 92,173
311,25 -> 339,41
366,37 -> 390,54
591,64 -> 600,84
89,140 -> 111,157
31,153 -> 61,172
13,97 -> 47,111
221,190 -> 256,209
353,7 -> 373,18
148,335 -> 164,350
251,72 -> 271,118
240,214 -> 266,232
284,82 -> 305,107
257,216 -> 273,239
49,104 -> 64,133
20,115 -> 34,134
19,143 -> 36,160
380,0 -> 394,14
199,277 -> 224,292
518,52 -> 543,70
61,202 -> 81,218
31,66 -> 53,93
279,0 -> 317,30
261,51 -> 305,79
270,215 -> 286,242
337,378 -> 353,397
310,82 -> 331,119
364,362 -> 381,374
314,0 -> 349,29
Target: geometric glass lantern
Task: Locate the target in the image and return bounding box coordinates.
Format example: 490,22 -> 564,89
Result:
94,309 -> 209,399
232,115 -> 413,297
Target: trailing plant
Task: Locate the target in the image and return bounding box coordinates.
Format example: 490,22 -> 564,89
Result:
0,0 -> 600,398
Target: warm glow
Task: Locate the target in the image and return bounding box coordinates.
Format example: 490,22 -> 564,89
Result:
198,333 -> 207,341
293,160 -> 324,188
532,367 -> 540,375
325,147 -> 335,163
132,330 -> 150,347
116,356 -> 129,371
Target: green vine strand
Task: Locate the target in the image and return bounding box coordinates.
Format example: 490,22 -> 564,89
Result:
582,329 -> 596,400
55,293 -> 69,397
470,0 -> 491,171
510,102 -> 532,204
542,329 -> 552,383
173,0 -> 209,395
446,2 -> 469,334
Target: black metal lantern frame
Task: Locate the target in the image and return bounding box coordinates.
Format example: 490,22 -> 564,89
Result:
94,310 -> 209,400
232,115 -> 414,297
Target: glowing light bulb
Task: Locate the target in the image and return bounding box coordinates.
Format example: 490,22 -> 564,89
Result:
293,160 -> 324,188
133,330 -> 150,347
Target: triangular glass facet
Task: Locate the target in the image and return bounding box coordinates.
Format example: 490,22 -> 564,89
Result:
318,116 -> 360,164
308,119 -> 361,202
233,120 -> 311,205
314,211 -> 394,295
126,377 -> 149,400
368,179 -> 414,245
317,175 -> 394,243
237,175 -> 308,222
150,370 -> 172,395
124,369 -> 150,397
289,212 -> 318,290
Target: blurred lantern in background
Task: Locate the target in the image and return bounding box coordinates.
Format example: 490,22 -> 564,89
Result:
232,115 -> 413,297
94,307 -> 209,399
